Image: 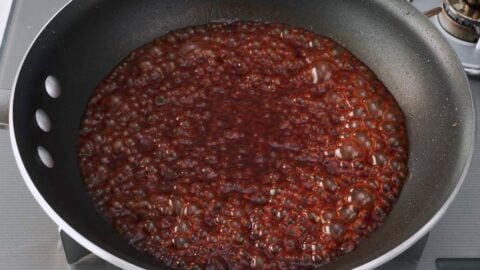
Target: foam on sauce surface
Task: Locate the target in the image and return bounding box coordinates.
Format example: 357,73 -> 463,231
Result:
77,22 -> 408,269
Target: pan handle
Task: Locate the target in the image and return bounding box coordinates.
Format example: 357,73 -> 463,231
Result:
0,88 -> 9,130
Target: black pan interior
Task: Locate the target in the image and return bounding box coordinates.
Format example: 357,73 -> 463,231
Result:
12,0 -> 474,269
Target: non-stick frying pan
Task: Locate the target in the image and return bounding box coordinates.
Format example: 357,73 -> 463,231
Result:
0,0 -> 475,269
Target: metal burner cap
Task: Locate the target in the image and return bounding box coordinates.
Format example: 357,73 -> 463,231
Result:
441,0 -> 480,42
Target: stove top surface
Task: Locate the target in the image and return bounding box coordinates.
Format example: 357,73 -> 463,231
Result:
0,0 -> 13,51
0,1 -> 479,269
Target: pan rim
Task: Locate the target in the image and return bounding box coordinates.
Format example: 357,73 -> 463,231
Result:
8,0 -> 476,269
9,1 -> 144,269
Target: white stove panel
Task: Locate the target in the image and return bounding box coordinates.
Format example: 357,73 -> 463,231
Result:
0,0 -> 13,50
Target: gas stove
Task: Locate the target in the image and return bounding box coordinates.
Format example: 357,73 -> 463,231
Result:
0,1 -> 479,270
435,0 -> 480,75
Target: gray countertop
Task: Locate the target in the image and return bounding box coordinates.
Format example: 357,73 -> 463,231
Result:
0,1 -> 479,269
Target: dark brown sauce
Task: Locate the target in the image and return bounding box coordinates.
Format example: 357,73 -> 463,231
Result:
77,22 -> 408,269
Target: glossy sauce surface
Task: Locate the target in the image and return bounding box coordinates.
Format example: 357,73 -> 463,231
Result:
77,22 -> 408,269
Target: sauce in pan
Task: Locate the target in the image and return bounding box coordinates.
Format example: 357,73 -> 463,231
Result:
77,22 -> 408,269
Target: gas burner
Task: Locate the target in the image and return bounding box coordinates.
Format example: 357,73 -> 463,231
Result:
439,0 -> 480,42
426,0 -> 480,75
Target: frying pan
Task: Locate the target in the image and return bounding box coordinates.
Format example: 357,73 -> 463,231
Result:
0,0 -> 475,269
